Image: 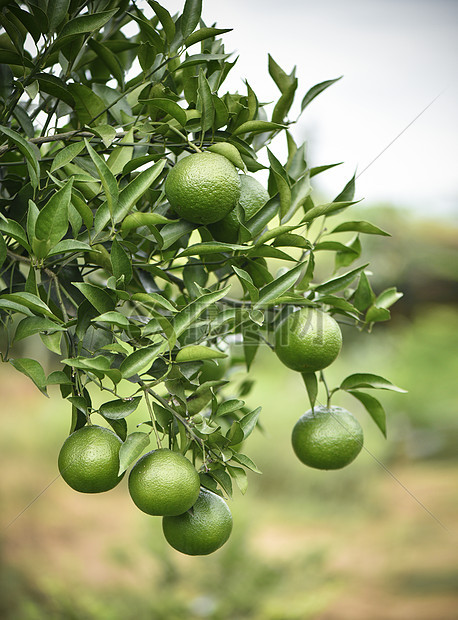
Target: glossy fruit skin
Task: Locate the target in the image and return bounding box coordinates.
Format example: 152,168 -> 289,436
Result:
164,152 -> 241,225
208,174 -> 269,242
292,406 -> 363,470
274,307 -> 342,372
162,489 -> 233,556
128,449 -> 200,516
58,425 -> 124,493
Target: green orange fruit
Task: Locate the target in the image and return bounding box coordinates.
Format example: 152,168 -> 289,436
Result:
162,488 -> 233,555
58,425 -> 124,493
274,307 -> 342,372
128,449 -> 200,516
292,406 -> 363,470
164,152 -> 241,225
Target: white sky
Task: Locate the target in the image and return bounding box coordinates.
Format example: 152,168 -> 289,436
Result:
142,0 -> 458,218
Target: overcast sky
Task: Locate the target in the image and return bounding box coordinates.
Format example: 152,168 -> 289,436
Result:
141,0 -> 458,218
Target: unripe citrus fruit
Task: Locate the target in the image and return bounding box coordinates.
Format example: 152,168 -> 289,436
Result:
162,488 -> 233,555
128,449 -> 200,516
165,152 -> 241,225
208,174 -> 269,242
292,406 -> 363,470
58,425 -> 124,493
274,307 -> 342,372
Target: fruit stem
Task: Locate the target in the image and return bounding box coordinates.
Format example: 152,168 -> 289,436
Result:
143,388 -> 163,449
320,371 -> 332,408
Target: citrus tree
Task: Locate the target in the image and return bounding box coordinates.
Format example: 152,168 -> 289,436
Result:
0,0 -> 405,555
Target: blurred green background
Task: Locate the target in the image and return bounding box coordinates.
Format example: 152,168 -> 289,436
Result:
1,206 -> 457,620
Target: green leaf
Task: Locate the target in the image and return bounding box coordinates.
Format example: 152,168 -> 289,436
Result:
73,282 -> 115,314
181,0 -> 202,38
227,465 -> 248,494
99,396 -> 142,420
144,98 -> 187,127
210,468 -> 232,498
94,160 -> 166,233
14,316 -> 65,342
40,330 -> 62,355
314,263 -> 369,295
50,142 -> 85,172
232,266 -> 259,303
365,305 -> 391,323
1,292 -> 59,320
302,372 -> 318,409
85,139 -> 118,218
47,239 -> 92,256
131,293 -> 177,313
179,53 -> 231,69
230,453 -> 261,474
239,407 -> 261,439
0,219 -> 30,251
34,178 -> 73,256
172,286 -> 231,337
0,125 -> 40,189
179,241 -> 246,257
119,343 -> 166,378
10,358 -> 47,395
375,287 -> 404,310
232,120 -> 285,137
118,432 -> 150,475
121,212 -> 171,234
241,195 -> 280,242
88,39 -> 124,86
91,125 -> 117,148
301,200 -> 358,223
340,373 -> 407,393
111,238 -> 132,284
36,73 -> 74,107
160,220 -> 195,250
176,345 -> 227,363
353,272 -> 375,312
67,84 -> 107,126
185,26 -> 232,47
301,76 -> 342,111
104,417 -> 128,441
217,399 -> 245,416
254,262 -> 304,309
206,143 -> 245,170
310,163 -> 343,177
197,68 -> 214,132
348,390 -> 387,437
330,220 -> 390,236
92,311 -> 130,329
148,1 -> 175,42
334,174 -> 356,203
58,9 -> 118,40
47,0 -> 70,32
47,370 -> 72,386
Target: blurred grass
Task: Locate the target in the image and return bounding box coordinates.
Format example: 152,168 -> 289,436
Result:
1,301 -> 458,619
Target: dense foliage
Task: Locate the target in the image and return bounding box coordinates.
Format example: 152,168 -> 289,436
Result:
0,0 -> 404,500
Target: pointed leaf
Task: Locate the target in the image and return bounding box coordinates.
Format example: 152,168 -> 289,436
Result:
301,76 -> 342,111
176,345 -> 227,363
340,373 -> 407,393
348,390 -> 387,437
302,372 -> 318,409
330,220 -> 390,236
99,396 -> 142,420
254,262 -> 304,309
34,178 -> 73,253
10,358 -> 47,395
118,432 -> 151,475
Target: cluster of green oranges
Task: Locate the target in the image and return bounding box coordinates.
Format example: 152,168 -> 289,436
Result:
165,150 -> 364,471
58,152 -> 363,556
58,430 -> 232,556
